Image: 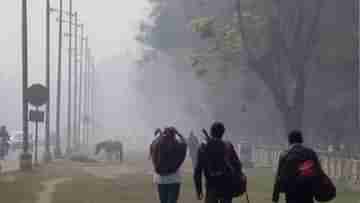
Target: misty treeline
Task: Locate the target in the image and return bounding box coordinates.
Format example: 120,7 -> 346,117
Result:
134,0 -> 357,150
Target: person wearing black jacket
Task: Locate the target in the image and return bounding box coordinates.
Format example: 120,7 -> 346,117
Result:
272,130 -> 322,203
194,122 -> 243,203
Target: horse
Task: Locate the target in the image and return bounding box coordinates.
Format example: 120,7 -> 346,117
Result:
95,141 -> 123,162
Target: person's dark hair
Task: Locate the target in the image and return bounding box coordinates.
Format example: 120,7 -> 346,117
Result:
163,127 -> 176,140
288,130 -> 303,144
210,122 -> 225,139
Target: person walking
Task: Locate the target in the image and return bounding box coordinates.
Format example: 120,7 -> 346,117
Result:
272,130 -> 323,203
0,126 -> 10,160
188,131 -> 200,169
150,127 -> 187,203
194,122 -> 246,203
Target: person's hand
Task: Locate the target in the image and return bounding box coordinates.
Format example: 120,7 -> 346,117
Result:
202,129 -> 210,140
169,127 -> 179,135
201,129 -> 207,135
202,128 -> 209,136
197,192 -> 203,200
154,128 -> 162,137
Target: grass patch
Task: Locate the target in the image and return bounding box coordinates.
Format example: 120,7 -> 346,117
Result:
52,174 -> 158,203
3,159 -> 358,203
0,161 -> 86,203
0,170 -> 45,203
245,168 -> 360,203
52,167 -> 360,203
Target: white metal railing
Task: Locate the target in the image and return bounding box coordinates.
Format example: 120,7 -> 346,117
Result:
249,145 -> 360,184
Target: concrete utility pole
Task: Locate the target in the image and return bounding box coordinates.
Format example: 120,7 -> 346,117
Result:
20,0 -> 32,170
66,0 -> 73,155
44,0 -> 52,162
89,59 -> 92,142
83,41 -> 88,145
91,61 -> 96,140
358,1 -> 360,154
73,12 -> 79,150
358,6 -> 360,154
85,48 -> 91,144
54,0 -> 64,159
78,27 -> 84,146
81,37 -> 88,145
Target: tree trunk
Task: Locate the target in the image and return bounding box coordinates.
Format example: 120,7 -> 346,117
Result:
282,105 -> 303,134
285,67 -> 305,134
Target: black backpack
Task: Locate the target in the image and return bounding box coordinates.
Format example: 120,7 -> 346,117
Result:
279,145 -> 336,202
150,135 -> 187,176
313,170 -> 336,202
201,131 -> 246,198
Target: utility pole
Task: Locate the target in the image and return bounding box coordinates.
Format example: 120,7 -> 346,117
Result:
81,37 -> 88,146
84,48 -> 88,145
358,1 -> 360,155
66,0 -> 73,155
73,12 -> 79,150
87,56 -> 92,144
44,0 -> 52,162
91,61 -> 96,140
78,27 -> 84,147
83,43 -> 89,145
54,0 -> 63,159
20,0 -> 32,170
358,8 -> 360,154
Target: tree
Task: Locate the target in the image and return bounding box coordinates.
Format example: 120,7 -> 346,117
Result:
192,0 -> 326,133
138,0 -> 357,141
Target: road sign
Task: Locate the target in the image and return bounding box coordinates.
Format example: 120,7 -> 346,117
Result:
26,84 -> 48,107
29,110 -> 45,122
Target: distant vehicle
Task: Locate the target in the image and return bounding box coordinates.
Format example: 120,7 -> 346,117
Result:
9,131 -> 34,151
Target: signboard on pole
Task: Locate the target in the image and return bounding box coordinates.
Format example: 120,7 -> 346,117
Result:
26,84 -> 48,107
29,110 -> 45,122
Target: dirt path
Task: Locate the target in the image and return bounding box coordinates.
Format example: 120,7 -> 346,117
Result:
37,178 -> 72,203
81,164 -> 143,179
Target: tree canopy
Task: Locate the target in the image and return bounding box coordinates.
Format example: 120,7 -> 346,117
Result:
136,0 -> 357,145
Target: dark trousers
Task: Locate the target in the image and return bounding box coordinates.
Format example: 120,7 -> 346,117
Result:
157,183 -> 181,203
205,189 -> 232,203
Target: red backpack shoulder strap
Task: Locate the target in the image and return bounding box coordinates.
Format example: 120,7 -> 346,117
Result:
224,141 -> 235,155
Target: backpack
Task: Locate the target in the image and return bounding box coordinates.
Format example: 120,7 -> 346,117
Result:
202,137 -> 246,198
150,135 -> 187,176
313,170 -> 336,202
279,145 -> 336,202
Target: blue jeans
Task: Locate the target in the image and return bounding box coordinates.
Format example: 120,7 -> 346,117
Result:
157,183 -> 181,203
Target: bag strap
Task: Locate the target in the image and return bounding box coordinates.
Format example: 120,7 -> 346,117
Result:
224,141 -> 236,173
246,192 -> 251,203
201,129 -> 211,142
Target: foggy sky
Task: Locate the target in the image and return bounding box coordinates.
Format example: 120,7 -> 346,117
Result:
0,1 -> 148,131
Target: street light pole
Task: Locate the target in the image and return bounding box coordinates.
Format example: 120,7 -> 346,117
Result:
54,0 -> 63,158
20,0 -> 32,170
44,0 -> 52,162
66,0 -> 73,155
